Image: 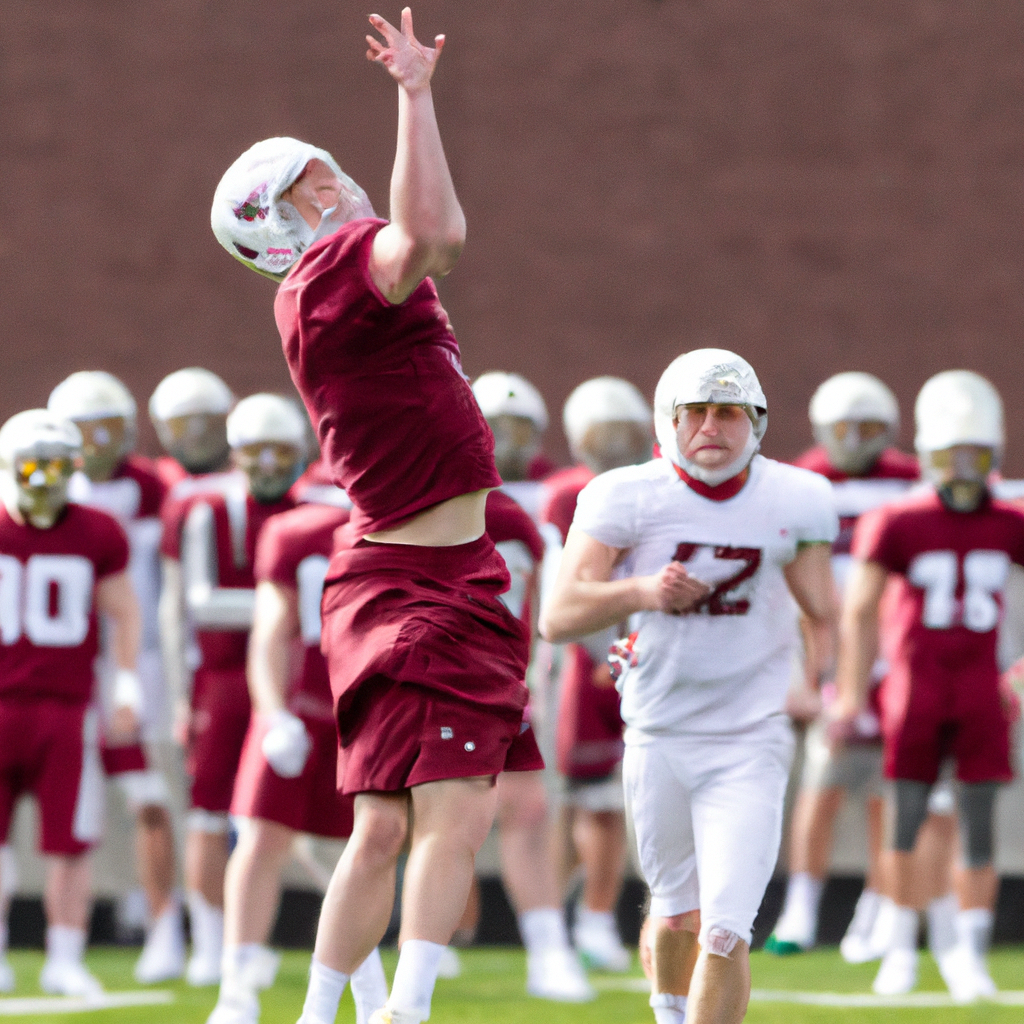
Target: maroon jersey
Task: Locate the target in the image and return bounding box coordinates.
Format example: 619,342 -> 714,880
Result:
275,219 -> 501,538
539,464 -> 595,543
486,490 -> 544,626
161,474 -> 294,669
254,503 -> 350,721
0,504 -> 129,703
854,490 -> 1024,712
154,455 -> 188,491
793,445 -> 919,484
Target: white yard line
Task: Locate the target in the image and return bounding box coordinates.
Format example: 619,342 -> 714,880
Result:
591,977 -> 1024,1008
0,990 -> 174,1016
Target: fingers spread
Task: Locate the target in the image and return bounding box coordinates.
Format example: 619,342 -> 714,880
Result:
401,7 -> 414,37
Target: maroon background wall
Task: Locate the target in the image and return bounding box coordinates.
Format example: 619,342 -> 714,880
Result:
3,0 -> 1024,467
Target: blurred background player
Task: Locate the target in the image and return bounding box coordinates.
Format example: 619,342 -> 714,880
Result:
539,376 -> 652,972
0,411 -> 141,996
472,372 -> 552,519
159,394 -> 304,985
207,489 -> 387,1024
834,370 -> 1024,1001
769,372 -> 927,959
47,370 -> 184,983
149,368 -> 235,488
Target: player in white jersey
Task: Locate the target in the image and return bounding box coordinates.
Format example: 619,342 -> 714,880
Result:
542,349 -> 838,1024
48,371 -> 185,983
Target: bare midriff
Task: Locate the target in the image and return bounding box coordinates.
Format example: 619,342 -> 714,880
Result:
364,488 -> 492,546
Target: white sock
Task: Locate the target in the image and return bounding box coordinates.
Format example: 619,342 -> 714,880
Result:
388,939 -> 446,1021
187,890 -> 223,961
519,907 -> 570,954
221,942 -> 266,986
351,947 -> 389,1024
955,908 -> 993,956
576,908 -> 617,935
46,925 -> 86,965
301,957 -> 349,1024
926,893 -> 958,959
786,873 -> 824,918
650,991 -> 687,1024
889,905 -> 919,952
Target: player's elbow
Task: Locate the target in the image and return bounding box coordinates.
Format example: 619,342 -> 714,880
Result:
538,603 -> 574,644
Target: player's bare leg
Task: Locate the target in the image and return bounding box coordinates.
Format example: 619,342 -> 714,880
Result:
686,939 -> 751,1024
648,912 -> 700,1024
496,772 -> 593,1001
572,808 -> 630,970
185,820 -> 230,986
39,855 -> 103,997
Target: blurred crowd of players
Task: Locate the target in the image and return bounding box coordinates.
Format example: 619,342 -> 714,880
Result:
0,360 -> 1019,1018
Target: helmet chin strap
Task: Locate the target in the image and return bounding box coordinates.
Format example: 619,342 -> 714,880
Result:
675,429 -> 760,486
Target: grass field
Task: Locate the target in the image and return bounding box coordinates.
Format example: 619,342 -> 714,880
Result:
4,946 -> 1024,1023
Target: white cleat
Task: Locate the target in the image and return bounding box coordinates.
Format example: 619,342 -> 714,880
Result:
206,986 -> 260,1024
135,904 -> 187,984
573,918 -> 631,972
39,959 -> 104,998
872,948 -> 918,996
435,946 -> 461,980
187,950 -> 223,987
526,947 -> 596,1002
938,946 -> 998,1004
0,957 -> 14,993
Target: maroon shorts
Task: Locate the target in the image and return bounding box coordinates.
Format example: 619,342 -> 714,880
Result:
556,644 -> 625,781
187,667 -> 252,813
100,741 -> 148,776
232,713 -> 354,838
881,666 -> 1012,785
339,680 -> 544,795
321,535 -> 536,791
0,698 -> 101,856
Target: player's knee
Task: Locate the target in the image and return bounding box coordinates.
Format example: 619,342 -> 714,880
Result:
138,804 -> 171,830
702,925 -> 744,959
661,909 -> 700,934
497,781 -> 548,831
891,779 -> 931,852
958,782 -> 998,868
354,804 -> 408,864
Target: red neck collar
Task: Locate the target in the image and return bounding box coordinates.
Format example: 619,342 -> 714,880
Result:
672,462 -> 749,501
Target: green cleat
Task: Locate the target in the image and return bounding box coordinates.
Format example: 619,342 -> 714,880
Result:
763,934 -> 807,956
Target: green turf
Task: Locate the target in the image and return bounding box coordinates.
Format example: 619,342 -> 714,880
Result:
4,946 -> 1024,1023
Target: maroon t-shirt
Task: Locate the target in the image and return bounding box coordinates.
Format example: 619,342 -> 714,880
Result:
161,475 -> 294,670
0,504 -> 129,703
853,490 -> 1024,708
115,456 -> 167,518
254,503 -> 350,720
539,464 -> 596,543
275,219 -> 501,538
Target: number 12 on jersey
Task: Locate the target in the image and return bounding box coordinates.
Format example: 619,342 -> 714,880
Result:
907,549 -> 1009,632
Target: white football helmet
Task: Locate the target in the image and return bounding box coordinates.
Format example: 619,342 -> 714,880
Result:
211,137 -> 374,282
654,349 -> 766,486
562,377 -> 651,451
809,372 -> 898,475
149,368 -> 234,423
227,394 -> 308,450
473,372 -> 549,432
48,371 -> 138,468
0,410 -> 82,527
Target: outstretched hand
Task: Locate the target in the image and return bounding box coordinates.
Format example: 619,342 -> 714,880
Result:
367,8 -> 444,92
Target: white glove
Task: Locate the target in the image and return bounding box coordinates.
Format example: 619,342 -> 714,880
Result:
112,668 -> 144,713
261,710 -> 312,779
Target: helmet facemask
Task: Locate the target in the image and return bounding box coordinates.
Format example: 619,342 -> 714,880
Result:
75,416 -> 131,482
814,418 -> 894,476
921,444 -> 995,513
10,451 -> 78,528
232,442 -> 303,503
155,413 -> 231,475
486,415 -> 542,483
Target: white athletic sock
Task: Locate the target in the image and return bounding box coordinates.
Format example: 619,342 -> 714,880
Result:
300,957 -> 349,1024
187,890 -> 224,970
650,991 -> 687,1024
955,908 -> 993,957
351,947 -> 389,1024
926,893 -> 958,960
387,939 -> 446,1022
785,872 -> 824,920
576,907 -> 617,933
518,907 -> 570,954
889,905 -> 919,952
45,925 -> 86,965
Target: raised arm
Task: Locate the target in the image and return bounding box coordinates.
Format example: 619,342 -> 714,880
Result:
539,527 -> 710,643
367,8 -> 466,304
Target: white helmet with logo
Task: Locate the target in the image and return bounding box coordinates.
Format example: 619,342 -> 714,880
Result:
227,394 -> 308,450
654,348 -> 766,486
562,377 -> 651,452
48,371 -> 137,459
915,370 -> 1003,455
809,372 -> 899,475
211,137 -> 375,282
149,368 -> 234,424
472,372 -> 549,432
